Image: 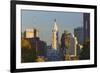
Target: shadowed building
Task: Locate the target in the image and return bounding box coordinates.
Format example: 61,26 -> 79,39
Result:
74,27 -> 84,45
46,49 -> 62,61
83,13 -> 90,42
27,37 -> 47,57
74,27 -> 84,57
22,28 -> 47,62
79,13 -> 90,60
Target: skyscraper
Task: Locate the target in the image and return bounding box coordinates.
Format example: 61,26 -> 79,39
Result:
52,19 -> 59,50
83,13 -> 90,42
74,27 -> 84,45
74,27 -> 84,56
61,31 -> 76,60
79,13 -> 90,60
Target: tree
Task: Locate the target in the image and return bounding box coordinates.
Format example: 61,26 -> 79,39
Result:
21,38 -> 31,49
35,56 -> 45,62
21,38 -> 36,63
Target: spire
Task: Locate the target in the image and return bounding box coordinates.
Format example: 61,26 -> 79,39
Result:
53,19 -> 58,31
54,19 -> 56,22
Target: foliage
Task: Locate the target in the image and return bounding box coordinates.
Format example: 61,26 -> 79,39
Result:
21,38 -> 31,49
21,38 -> 36,63
35,57 -> 45,62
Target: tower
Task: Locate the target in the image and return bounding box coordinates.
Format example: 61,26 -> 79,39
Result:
52,19 -> 59,50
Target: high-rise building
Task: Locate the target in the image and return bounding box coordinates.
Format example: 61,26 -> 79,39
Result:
79,13 -> 90,60
61,31 -> 76,57
83,13 -> 90,42
74,27 -> 84,45
24,28 -> 39,38
74,27 -> 84,56
52,19 -> 59,50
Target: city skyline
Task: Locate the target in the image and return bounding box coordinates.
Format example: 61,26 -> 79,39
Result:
21,10 -> 83,45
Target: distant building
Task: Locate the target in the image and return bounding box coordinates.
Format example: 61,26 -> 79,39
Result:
74,27 -> 84,56
83,13 -> 90,42
74,27 -> 84,45
24,28 -> 39,38
52,19 -> 59,50
61,30 -> 70,60
46,49 -> 61,61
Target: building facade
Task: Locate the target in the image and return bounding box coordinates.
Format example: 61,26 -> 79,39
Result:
24,28 -> 39,38
61,31 -> 76,59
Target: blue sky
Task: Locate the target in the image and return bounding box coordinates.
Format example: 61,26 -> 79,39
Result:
21,10 -> 83,45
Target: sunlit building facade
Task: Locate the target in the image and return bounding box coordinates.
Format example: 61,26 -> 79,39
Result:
24,28 -> 39,38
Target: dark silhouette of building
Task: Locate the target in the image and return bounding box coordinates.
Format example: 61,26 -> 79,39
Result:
83,13 -> 90,42
46,48 -> 62,61
27,37 -> 47,57
79,13 -> 90,60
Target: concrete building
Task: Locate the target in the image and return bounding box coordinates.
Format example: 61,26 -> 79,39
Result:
61,31 -> 76,56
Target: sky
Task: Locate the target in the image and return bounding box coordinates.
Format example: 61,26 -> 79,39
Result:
21,10 -> 83,45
